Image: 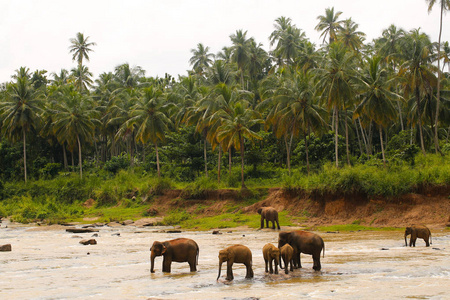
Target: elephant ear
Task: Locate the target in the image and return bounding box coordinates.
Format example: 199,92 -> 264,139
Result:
161,245 -> 167,254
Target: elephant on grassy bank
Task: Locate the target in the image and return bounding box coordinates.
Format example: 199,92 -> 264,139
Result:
278,230 -> 325,271
262,243 -> 280,274
257,207 -> 280,229
405,225 -> 432,247
217,244 -> 254,281
280,244 -> 294,274
150,238 -> 199,273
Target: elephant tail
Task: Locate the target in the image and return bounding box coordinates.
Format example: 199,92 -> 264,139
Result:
196,247 -> 199,266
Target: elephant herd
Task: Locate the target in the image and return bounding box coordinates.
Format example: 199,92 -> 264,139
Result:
150,229 -> 325,281
150,206 -> 432,282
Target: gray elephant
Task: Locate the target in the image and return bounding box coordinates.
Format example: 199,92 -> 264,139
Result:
257,206 -> 280,229
278,230 -> 325,271
262,243 -> 280,274
217,244 -> 254,281
150,238 -> 199,273
405,225 -> 432,247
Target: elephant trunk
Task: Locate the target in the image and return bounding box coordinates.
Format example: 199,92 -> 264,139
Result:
404,234 -> 408,247
150,252 -> 157,273
217,259 -> 223,281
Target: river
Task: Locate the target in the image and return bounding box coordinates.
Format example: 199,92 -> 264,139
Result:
0,222 -> 449,299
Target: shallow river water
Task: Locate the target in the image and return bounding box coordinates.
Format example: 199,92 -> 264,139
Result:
0,222 -> 449,300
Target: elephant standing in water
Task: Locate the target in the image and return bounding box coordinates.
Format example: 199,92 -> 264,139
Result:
257,207 -> 281,229
217,244 -> 254,281
262,243 -> 280,274
405,225 -> 432,247
280,244 -> 294,274
150,238 -> 199,273
278,230 -> 325,271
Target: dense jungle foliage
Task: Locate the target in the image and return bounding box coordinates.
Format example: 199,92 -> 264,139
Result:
1,8 -> 450,223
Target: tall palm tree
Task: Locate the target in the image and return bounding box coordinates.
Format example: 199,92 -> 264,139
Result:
51,86 -> 100,179
189,43 -> 214,76
426,0 -> 450,154
69,32 -> 96,69
70,65 -> 93,92
337,18 -> 366,53
315,42 -> 356,167
0,70 -> 43,182
315,7 -> 344,44
399,29 -> 437,155
125,86 -> 172,177
354,56 -> 401,167
230,30 -> 253,87
215,101 -> 263,188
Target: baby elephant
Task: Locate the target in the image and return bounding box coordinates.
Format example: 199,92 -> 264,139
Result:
150,238 -> 199,273
257,206 -> 280,229
217,244 -> 254,281
262,243 -> 280,274
405,225 -> 432,247
280,244 -> 294,274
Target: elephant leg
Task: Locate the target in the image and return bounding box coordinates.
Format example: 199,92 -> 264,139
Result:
283,257 -> 289,274
162,257 -> 172,273
424,237 -> 430,247
274,259 -> 278,275
269,259 -> 274,274
260,217 -> 264,229
188,257 -> 197,272
264,259 -> 268,273
276,219 -> 280,230
266,219 -> 269,228
289,259 -> 294,272
226,261 -> 234,281
312,254 -> 321,271
245,262 -> 254,279
298,253 -> 302,269
271,220 -> 275,229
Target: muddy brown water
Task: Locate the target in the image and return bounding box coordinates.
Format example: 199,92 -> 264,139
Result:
0,222 -> 449,299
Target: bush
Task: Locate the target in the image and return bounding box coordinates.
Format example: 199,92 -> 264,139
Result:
40,163 -> 62,179
182,176 -> 218,199
104,154 -> 130,174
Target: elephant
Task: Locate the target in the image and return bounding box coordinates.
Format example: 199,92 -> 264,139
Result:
280,244 -> 294,274
217,244 -> 254,281
150,238 -> 199,273
278,230 -> 325,271
405,225 -> 432,247
262,243 -> 280,274
257,206 -> 280,229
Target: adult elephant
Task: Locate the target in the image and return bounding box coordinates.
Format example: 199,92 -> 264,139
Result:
405,225 -> 432,247
257,206 -> 280,229
217,244 -> 253,281
150,238 -> 199,273
278,230 -> 325,271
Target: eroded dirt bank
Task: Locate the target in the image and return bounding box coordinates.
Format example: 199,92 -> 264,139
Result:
151,187 -> 450,229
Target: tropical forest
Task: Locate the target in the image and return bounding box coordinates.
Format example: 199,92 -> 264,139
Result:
0,7 -> 449,228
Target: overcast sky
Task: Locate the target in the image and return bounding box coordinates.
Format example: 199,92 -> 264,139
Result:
1,0 -> 449,83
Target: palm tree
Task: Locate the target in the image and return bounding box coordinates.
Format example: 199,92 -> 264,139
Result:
0,70 -> 43,182
51,86 -> 100,178
230,30 -> 253,87
315,7 -> 344,44
337,18 -> 366,53
426,0 -> 450,154
354,56 -> 401,167
69,32 -> 96,69
398,29 -> 437,155
215,101 -> 263,188
189,43 -> 214,76
315,42 -> 356,167
70,65 -> 93,92
125,86 -> 172,177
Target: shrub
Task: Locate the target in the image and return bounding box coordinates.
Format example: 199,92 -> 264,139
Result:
182,176 -> 218,199
104,154 -> 130,174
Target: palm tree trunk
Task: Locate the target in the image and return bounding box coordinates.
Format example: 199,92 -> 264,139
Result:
357,117 -> 369,155
433,1 -> 443,155
334,106 -> 339,168
284,135 -> 291,176
217,147 -> 222,184
379,126 -> 386,168
77,134 -> 83,179
344,109 -> 351,166
354,120 -> 363,156
415,87 -> 426,155
229,149 -> 232,174
155,142 -> 160,178
63,143 -> 68,170
203,131 -> 208,177
23,127 -> 27,183
305,129 -> 310,176
239,132 -> 246,189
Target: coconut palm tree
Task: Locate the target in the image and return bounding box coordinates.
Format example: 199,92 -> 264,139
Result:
337,18 -> 366,53
425,0 -> 450,154
215,101 -> 263,188
189,43 -> 214,76
70,65 -> 93,92
0,69 -> 43,182
354,56 -> 401,167
315,7 -> 344,44
51,85 -> 100,179
124,86 -> 172,177
230,30 -> 253,87
69,32 -> 96,69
